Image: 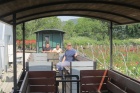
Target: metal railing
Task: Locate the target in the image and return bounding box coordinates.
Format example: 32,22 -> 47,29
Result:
56,75 -> 80,93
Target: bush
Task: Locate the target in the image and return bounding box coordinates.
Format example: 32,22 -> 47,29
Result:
64,36 -> 110,46
114,39 -> 140,45
64,37 -> 140,46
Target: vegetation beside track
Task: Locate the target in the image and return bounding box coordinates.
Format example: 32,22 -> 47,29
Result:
65,37 -> 140,80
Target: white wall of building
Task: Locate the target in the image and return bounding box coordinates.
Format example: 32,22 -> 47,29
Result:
0,21 -> 13,74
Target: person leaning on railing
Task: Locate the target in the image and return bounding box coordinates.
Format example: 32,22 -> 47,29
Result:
52,44 -> 62,53
42,43 -> 52,53
56,42 -> 77,75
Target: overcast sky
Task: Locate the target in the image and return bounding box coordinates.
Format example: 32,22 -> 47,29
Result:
57,16 -> 80,21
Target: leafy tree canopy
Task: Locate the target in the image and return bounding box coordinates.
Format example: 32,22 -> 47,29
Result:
16,16 -> 140,41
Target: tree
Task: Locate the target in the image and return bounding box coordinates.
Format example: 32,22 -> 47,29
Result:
113,23 -> 140,39
63,20 -> 76,39
16,24 -> 22,40
74,18 -> 108,40
35,17 -> 62,30
16,17 -> 62,40
126,24 -> 140,38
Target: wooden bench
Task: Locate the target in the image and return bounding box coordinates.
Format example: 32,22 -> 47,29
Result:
80,70 -> 108,93
80,70 -> 140,93
32,53 -> 47,62
47,52 -> 59,63
26,62 -> 53,71
19,71 -> 56,93
47,52 -> 60,70
28,71 -> 56,93
64,61 -> 96,93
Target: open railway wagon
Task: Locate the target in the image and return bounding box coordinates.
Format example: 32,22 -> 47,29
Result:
0,0 -> 140,93
16,52 -> 140,93
17,52 -> 97,93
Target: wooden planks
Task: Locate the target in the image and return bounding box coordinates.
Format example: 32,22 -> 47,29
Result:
80,70 -> 108,93
108,70 -> 140,93
81,77 -> 108,84
107,81 -> 127,93
28,71 -> 56,92
80,70 -> 107,77
30,86 -> 56,92
28,71 -> 55,78
29,78 -> 55,85
1,0 -> 140,25
81,85 -> 107,92
47,52 -> 59,66
47,52 -> 59,60
112,70 -> 140,83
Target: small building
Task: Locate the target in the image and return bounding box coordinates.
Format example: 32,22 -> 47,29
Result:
35,29 -> 65,52
0,21 -> 13,76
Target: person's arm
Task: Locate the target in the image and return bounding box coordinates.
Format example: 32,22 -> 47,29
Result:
60,48 -> 63,53
74,52 -> 78,58
42,48 -> 51,53
50,47 -> 52,52
74,50 -> 78,58
42,51 -> 46,53
47,50 -> 52,52
52,48 -> 59,53
45,47 -> 52,52
52,48 -> 55,52
43,50 -> 51,53
62,56 -> 66,62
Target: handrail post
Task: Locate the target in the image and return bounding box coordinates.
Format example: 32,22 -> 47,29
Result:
13,13 -> 17,93
110,21 -> 113,69
22,22 -> 25,73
